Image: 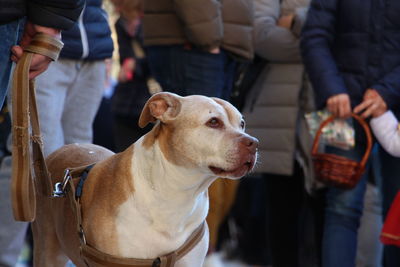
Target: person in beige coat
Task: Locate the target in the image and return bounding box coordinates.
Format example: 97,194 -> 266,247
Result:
142,0 -> 253,99
241,0 -> 321,266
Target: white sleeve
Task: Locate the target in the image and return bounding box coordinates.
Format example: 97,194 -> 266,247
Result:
370,111 -> 400,157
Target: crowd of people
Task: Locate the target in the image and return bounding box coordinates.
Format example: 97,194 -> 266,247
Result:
1,0 -> 400,267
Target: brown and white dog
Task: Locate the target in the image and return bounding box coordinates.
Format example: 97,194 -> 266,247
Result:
32,92 -> 258,267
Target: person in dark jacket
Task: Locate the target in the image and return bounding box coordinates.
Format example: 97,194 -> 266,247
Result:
0,1 -> 83,266
34,0 -> 114,157
301,0 -> 400,266
109,0 -> 155,152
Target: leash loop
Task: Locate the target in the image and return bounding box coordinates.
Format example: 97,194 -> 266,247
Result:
11,33 -> 63,222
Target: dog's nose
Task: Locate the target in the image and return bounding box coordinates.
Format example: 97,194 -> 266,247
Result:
240,135 -> 259,153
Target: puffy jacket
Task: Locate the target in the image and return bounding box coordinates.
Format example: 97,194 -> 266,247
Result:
0,0 -> 84,30
243,0 -> 314,181
60,0 -> 114,60
301,0 -> 400,112
143,0 -> 254,60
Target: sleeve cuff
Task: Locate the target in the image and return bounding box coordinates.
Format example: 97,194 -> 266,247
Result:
371,110 -> 397,131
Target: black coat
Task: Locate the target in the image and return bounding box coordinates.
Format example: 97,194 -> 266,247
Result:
0,0 -> 84,30
111,18 -> 151,118
301,0 -> 400,112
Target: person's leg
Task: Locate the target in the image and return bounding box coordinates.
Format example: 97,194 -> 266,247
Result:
356,182 -> 383,267
322,144 -> 370,267
265,165 -> 303,267
0,20 -> 29,267
0,155 -> 29,267
35,59 -> 74,156
62,60 -> 105,145
375,145 -> 400,267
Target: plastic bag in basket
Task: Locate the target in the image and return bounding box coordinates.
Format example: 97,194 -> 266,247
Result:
305,110 -> 355,150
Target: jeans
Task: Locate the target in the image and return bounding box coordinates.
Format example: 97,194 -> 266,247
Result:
0,19 -> 28,267
322,143 -> 373,267
0,19 -> 23,109
146,45 -> 236,100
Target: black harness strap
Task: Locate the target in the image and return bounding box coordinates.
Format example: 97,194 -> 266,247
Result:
75,164 -> 95,199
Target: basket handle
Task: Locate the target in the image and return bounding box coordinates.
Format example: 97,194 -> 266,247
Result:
311,113 -> 373,169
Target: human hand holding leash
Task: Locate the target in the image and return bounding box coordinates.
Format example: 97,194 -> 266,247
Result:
354,89 -> 387,118
10,21 -> 61,79
326,93 -> 352,118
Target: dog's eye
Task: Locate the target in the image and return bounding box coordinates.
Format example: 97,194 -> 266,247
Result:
240,120 -> 245,129
207,117 -> 222,128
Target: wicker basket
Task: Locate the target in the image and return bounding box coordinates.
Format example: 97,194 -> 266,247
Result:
311,114 -> 372,189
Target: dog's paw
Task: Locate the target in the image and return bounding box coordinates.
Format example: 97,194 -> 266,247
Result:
203,252 -> 224,267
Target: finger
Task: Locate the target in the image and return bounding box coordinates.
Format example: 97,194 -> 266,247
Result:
29,66 -> 48,80
11,46 -> 23,59
11,55 -> 19,63
326,100 -> 338,117
354,100 -> 372,114
340,101 -> 352,118
360,103 -> 378,118
28,60 -> 50,80
337,99 -> 349,118
30,54 -> 51,68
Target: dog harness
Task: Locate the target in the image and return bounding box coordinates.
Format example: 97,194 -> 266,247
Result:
57,165 -> 206,267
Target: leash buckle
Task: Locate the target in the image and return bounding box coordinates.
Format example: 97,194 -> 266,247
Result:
79,226 -> 87,245
52,169 -> 71,197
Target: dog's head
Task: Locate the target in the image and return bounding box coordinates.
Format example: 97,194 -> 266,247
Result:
139,92 -> 258,179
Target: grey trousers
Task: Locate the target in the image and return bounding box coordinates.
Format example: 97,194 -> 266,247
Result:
35,59 -> 106,156
0,155 -> 28,267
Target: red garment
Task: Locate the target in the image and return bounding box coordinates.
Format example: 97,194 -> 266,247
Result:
381,190 -> 400,247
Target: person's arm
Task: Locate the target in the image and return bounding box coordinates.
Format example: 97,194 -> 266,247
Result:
173,0 -> 223,51
371,68 -> 400,111
300,0 -> 348,110
254,0 -> 301,62
11,0 -> 84,79
371,111 -> 400,157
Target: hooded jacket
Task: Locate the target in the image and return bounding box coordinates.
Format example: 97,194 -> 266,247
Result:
60,0 -> 114,60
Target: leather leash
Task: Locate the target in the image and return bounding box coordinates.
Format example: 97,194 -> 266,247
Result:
11,33 -> 63,222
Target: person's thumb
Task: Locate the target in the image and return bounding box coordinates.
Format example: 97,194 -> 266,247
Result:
11,45 -> 23,62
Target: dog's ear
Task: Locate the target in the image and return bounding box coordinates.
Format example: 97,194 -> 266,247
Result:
139,92 -> 182,128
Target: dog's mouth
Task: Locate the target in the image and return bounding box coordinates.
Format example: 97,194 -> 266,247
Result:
209,156 -> 256,178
